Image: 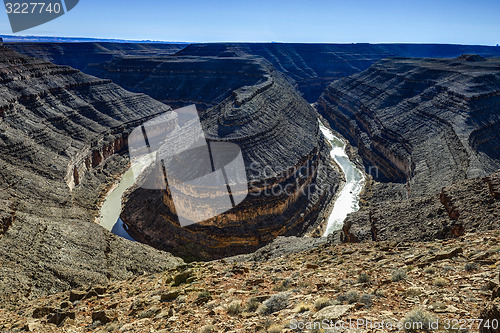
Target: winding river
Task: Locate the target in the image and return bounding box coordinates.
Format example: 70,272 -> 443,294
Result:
98,122 -> 365,240
319,122 -> 365,236
98,154 -> 155,241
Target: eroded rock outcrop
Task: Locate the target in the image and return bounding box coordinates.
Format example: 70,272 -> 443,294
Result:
13,42 -> 500,104
176,43 -> 500,102
7,42 -> 185,73
341,170 -> 500,243
121,61 -> 341,260
0,46 -> 183,305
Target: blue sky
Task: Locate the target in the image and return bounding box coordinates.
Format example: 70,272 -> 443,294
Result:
1,0 -> 499,44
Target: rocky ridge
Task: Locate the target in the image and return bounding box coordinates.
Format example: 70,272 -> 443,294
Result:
12,43 -> 500,104
120,59 -> 341,260
0,46 -> 183,305
6,42 -> 185,73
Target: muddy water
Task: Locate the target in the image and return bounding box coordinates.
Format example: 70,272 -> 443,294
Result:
319,122 -> 365,236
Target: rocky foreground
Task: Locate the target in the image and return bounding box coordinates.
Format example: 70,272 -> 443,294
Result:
0,230 -> 499,332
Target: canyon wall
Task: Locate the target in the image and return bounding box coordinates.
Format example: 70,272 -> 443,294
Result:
318,55 -> 500,195
7,42 -> 185,73
90,56 -> 269,109
0,46 -> 183,305
317,55 -> 500,242
176,43 -> 500,102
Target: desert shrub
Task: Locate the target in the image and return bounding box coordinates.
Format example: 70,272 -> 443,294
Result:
293,302 -> 311,313
402,309 -> 436,332
196,290 -> 211,303
433,277 -> 448,287
336,293 -> 347,303
359,294 -> 373,308
442,265 -> 453,273
423,266 -> 436,274
357,273 -> 371,284
346,291 -> 360,304
259,292 -> 290,314
314,297 -> 331,311
245,297 -> 261,312
272,279 -> 292,292
405,288 -> 423,297
226,300 -> 242,315
464,262 -> 478,272
200,325 -> 216,333
392,269 -> 407,282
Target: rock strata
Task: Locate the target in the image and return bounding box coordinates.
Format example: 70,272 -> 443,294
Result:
318,56 -> 500,192
121,62 -> 341,260
0,46 -> 183,306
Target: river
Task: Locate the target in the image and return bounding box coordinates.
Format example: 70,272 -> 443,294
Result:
98,123 -> 364,240
97,154 -> 155,241
319,122 -> 365,236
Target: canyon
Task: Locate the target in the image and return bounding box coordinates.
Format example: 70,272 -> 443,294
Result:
119,59 -> 341,260
0,41 -> 499,330
9,43 -> 500,104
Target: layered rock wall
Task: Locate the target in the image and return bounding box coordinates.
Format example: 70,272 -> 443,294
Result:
0,46 -> 183,305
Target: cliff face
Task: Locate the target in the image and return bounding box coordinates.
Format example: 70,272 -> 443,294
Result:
318,56 -> 500,196
341,170 -> 500,243
90,56 -> 269,110
120,60 -> 341,261
177,43 -> 500,102
0,46 -> 183,305
316,56 -> 500,243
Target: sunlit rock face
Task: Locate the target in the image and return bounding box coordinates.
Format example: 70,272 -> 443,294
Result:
0,46 -> 182,305
121,61 -> 341,261
318,56 -> 500,196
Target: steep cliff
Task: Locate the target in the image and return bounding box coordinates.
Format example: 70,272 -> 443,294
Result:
6,42 -> 185,73
318,56 -> 500,195
120,60 -> 341,261
0,46 -> 183,305
341,170 -> 500,243
177,43 -> 500,102
90,55 -> 270,109
316,56 -> 500,243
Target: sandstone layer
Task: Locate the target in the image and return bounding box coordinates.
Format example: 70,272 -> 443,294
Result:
0,46 -> 183,305
316,56 -> 500,243
176,43 -> 500,102
6,42 -> 184,73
